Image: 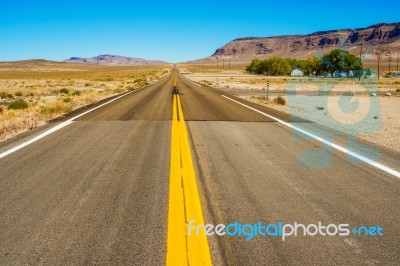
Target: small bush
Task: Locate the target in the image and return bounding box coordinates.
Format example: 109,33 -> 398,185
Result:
113,88 -> 125,94
0,92 -> 6,99
40,106 -> 55,116
29,92 -> 35,97
256,96 -> 267,101
63,97 -> 71,103
59,88 -> 69,94
85,83 -> 92,87
0,106 -> 3,113
274,96 -> 286,105
396,88 -> 400,92
8,99 -> 29,110
72,90 -> 81,96
15,91 -> 23,97
7,94 -> 14,99
134,78 -> 144,83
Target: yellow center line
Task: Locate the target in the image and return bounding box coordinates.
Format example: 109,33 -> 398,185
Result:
167,92 -> 212,265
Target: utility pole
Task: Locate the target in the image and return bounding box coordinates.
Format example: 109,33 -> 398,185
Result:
266,80 -> 270,102
375,49 -> 382,79
386,51 -> 392,77
358,43 -> 363,80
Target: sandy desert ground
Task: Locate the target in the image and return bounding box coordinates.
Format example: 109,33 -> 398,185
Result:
183,69 -> 400,152
0,62 -> 170,140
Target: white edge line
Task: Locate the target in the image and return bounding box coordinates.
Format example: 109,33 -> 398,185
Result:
180,73 -> 202,87
0,74 -> 171,159
221,94 -> 400,179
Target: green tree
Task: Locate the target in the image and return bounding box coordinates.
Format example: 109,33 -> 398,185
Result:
322,49 -> 363,77
246,59 -> 262,74
269,57 -> 291,75
304,57 -> 325,76
245,50 -> 362,78
258,59 -> 271,75
344,52 -> 362,77
254,57 -> 292,76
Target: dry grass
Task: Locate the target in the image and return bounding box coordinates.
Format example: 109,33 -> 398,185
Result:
0,61 -> 171,140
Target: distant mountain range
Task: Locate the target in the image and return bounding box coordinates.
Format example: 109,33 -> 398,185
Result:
64,54 -> 166,65
199,22 -> 400,62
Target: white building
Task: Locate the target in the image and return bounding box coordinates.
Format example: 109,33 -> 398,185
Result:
291,68 -> 304,76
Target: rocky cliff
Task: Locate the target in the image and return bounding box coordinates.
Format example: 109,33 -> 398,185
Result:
208,23 -> 400,61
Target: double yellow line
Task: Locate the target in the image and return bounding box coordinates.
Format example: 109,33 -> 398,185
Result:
167,77 -> 212,265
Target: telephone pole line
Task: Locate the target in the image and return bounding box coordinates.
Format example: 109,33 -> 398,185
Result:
375,49 -> 383,79
358,44 -> 363,80
386,51 -> 392,77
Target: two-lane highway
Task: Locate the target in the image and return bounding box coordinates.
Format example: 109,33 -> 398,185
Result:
0,69 -> 399,265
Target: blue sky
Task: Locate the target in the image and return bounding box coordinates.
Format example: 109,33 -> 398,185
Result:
1,0 -> 399,62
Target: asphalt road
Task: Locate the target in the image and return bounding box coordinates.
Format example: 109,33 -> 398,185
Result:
0,70 -> 399,265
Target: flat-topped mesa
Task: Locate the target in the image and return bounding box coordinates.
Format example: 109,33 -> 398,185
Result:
64,54 -> 167,65
208,22 -> 400,61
